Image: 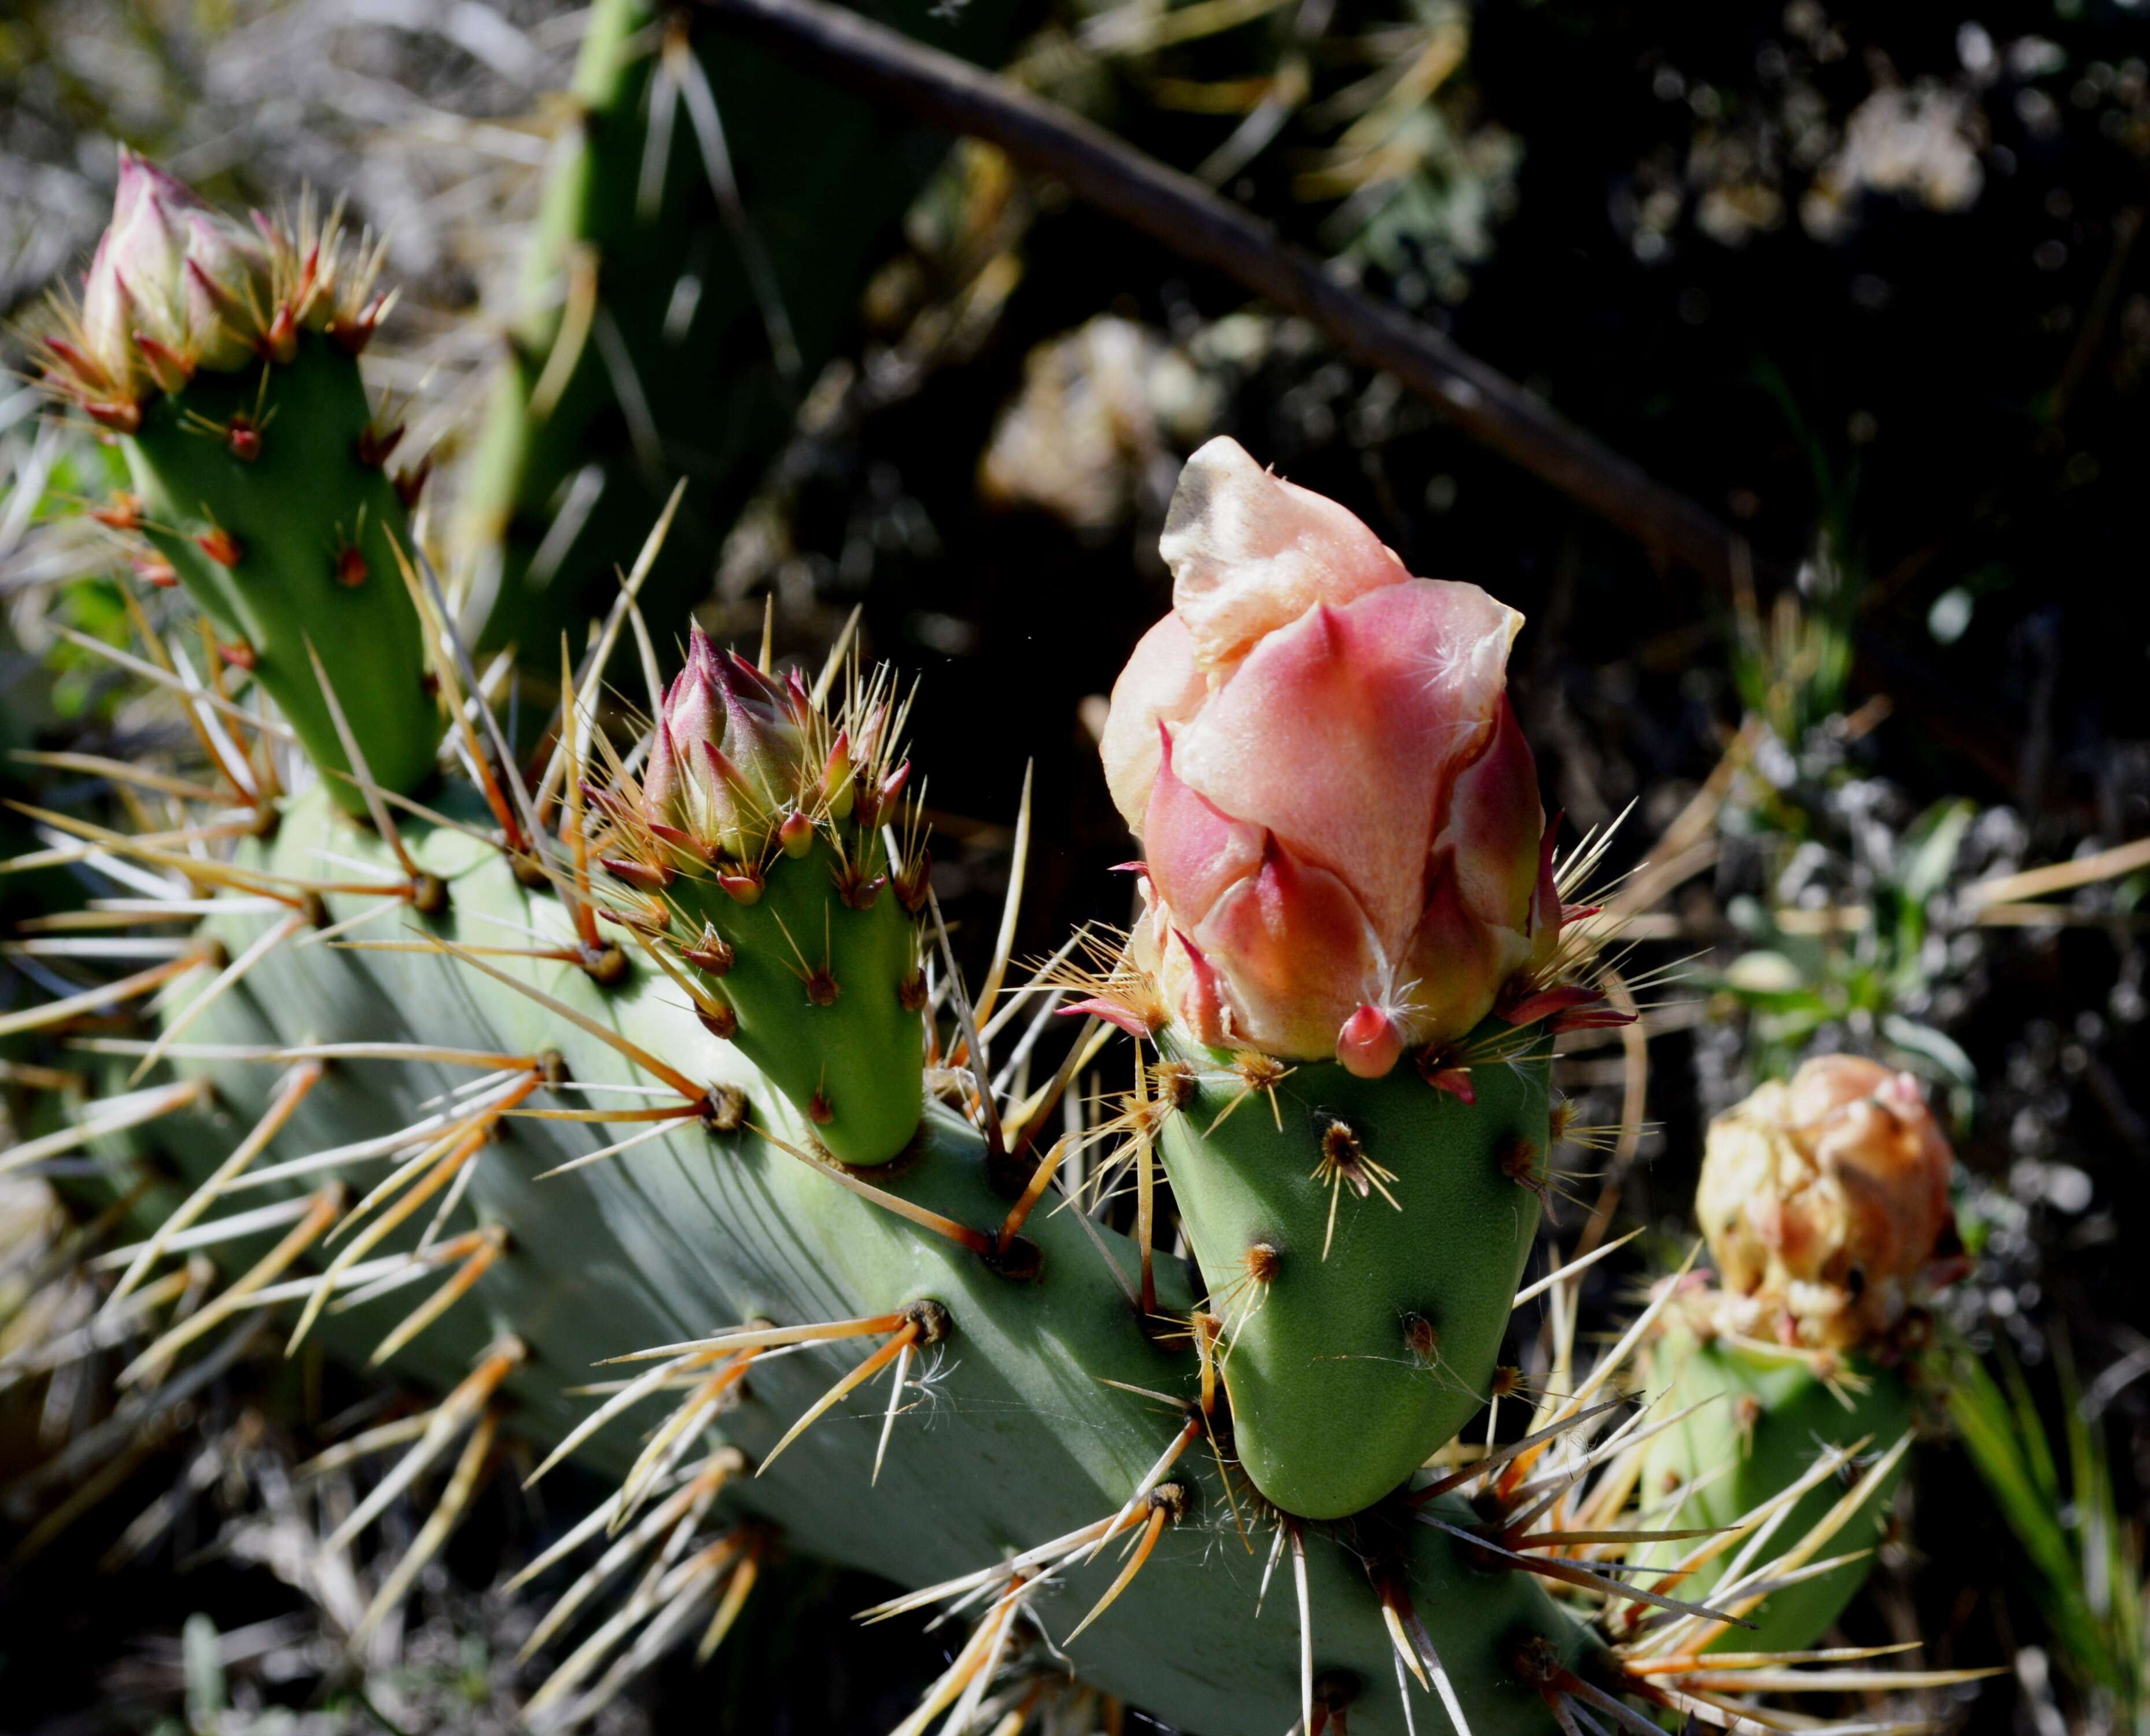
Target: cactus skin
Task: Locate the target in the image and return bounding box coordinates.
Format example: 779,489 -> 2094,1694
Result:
1637,1325 -> 1912,1652
1157,1033 -> 1547,1520
460,0 -> 1015,667
99,782 -> 1614,1736
669,837 -> 925,1166
123,334 -> 437,811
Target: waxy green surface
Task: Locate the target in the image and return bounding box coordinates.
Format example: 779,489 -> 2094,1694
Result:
102,787 -> 1607,1735
1158,1034 -> 1548,1520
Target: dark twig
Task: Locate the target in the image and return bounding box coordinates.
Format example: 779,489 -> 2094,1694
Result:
694,0 -> 1744,589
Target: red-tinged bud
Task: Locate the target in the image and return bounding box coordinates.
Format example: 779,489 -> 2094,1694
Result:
132,332 -> 193,394
1337,1005 -> 1405,1080
332,292 -> 391,354
92,492 -> 142,531
73,153 -> 268,396
698,1003 -> 739,1041
219,639 -> 256,670
1500,984 -> 1604,1028
877,759 -> 912,815
44,337 -> 112,391
645,819 -> 704,860
262,304 -> 298,364
785,666 -> 813,722
334,545 -> 367,589
1547,1004 -> 1634,1035
601,856 -> 673,893
393,459 -> 432,510
356,422 -> 403,468
134,554 -> 179,589
1103,437 -> 1549,1067
836,869 -> 887,911
639,627 -> 811,858
1062,996 -> 1158,1039
822,731 -> 855,819
893,850 -> 931,914
224,415 -> 262,462
808,1090 -> 835,1126
1418,1060 -> 1477,1104
716,863 -> 764,904
1697,1055 -> 1958,1349
898,970 -> 928,1012
680,926 -> 734,976
777,808 -> 814,858
197,527 -> 242,568
86,399 -> 144,434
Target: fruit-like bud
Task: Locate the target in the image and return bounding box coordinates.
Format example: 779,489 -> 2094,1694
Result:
1696,1055 -> 1957,1348
821,732 -> 856,820
80,150 -> 269,394
1101,437 -> 1555,1073
641,628 -> 812,860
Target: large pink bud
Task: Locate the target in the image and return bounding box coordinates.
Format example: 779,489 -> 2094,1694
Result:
1100,437 -> 1558,1076
80,149 -> 267,393
1696,1055 -> 1958,1348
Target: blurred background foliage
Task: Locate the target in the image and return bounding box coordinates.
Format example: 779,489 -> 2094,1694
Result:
1,0 -> 2147,1731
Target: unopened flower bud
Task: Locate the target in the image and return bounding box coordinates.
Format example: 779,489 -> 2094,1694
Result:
1696,1055 -> 1957,1348
1102,438 -> 1558,1073
639,628 -> 812,859
80,151 -> 269,393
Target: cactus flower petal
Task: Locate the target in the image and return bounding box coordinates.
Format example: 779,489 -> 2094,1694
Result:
1158,435 -> 1408,672
1106,447 -> 1549,1071
1100,612 -> 1205,835
1182,834 -> 1389,1058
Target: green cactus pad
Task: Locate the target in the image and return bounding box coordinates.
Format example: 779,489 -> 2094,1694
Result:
667,832 -> 924,1167
460,0 -> 1018,671
1637,1325 -> 1912,1651
103,784 -> 1609,1736
1155,1034 -> 1549,1520
124,334 -> 436,813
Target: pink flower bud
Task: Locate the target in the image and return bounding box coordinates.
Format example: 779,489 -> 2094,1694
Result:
642,628 -> 811,858
80,151 -> 267,392
1696,1055 -> 1958,1348
1102,439 -> 1556,1073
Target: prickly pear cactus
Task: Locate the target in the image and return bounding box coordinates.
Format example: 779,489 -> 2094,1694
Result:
36,155 -> 433,813
1638,1055 -> 1963,1650
458,0 -> 1018,668
1639,1324 -> 1914,1652
12,153 -> 1987,1736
